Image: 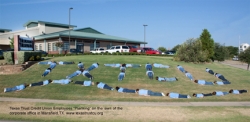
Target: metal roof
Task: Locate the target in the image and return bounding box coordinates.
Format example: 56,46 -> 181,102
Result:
34,29 -> 147,44
23,20 -> 77,28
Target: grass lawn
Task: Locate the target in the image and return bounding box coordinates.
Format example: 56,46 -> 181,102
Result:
0,55 -> 249,102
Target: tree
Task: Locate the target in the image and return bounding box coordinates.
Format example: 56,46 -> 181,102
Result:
157,47 -> 167,52
238,47 -> 250,70
172,44 -> 181,51
213,43 -> 229,61
55,41 -> 64,54
226,46 -> 238,57
200,29 -> 214,59
174,38 -> 209,63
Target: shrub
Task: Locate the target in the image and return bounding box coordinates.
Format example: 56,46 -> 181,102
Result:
29,56 -> 35,61
3,51 -> 14,64
36,55 -> 41,61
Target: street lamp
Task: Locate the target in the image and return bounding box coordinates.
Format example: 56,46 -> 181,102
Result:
69,7 -> 73,52
143,24 -> 148,47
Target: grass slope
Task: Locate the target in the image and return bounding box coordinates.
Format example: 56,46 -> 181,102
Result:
0,55 -> 249,102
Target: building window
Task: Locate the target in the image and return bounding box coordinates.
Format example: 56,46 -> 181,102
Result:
35,45 -> 38,50
52,43 -> 58,51
90,43 -> 100,51
39,44 -> 42,50
62,42 -> 69,51
48,43 -> 51,51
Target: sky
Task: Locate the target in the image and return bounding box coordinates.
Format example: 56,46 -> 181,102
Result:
0,0 -> 249,49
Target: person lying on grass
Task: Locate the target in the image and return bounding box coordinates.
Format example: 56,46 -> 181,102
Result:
153,63 -> 169,68
136,89 -> 165,96
194,80 -> 214,85
229,89 -> 248,94
82,69 -> 93,80
41,68 -> 51,77
58,61 -> 75,65
29,79 -> 52,87
4,83 -> 29,93
212,91 -> 229,96
213,81 -> 231,85
74,81 -> 95,86
166,92 -> 191,98
52,79 -> 73,85
192,93 -> 213,98
96,82 -> 114,90
145,63 -> 153,71
116,86 -> 136,93
205,68 -> 214,75
78,62 -> 84,69
87,63 -> 99,72
66,68 -> 84,79
177,65 -> 185,73
118,70 -> 125,81
155,76 -> 178,82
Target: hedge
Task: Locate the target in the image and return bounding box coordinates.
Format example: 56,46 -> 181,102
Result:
3,51 -> 14,64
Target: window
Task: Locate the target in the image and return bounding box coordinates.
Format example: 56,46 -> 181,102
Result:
39,44 -> 42,50
62,42 -> 69,51
90,43 -> 100,51
115,46 -> 120,49
52,43 -> 58,51
35,45 -> 38,50
48,43 -> 51,51
244,46 -> 246,49
122,46 -> 129,49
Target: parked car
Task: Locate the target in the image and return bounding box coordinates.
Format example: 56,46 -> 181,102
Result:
106,45 -> 130,54
36,50 -> 48,55
90,48 -> 105,53
141,47 -> 161,54
163,51 -> 176,55
69,48 -> 83,54
232,56 -> 239,61
0,50 -> 3,58
127,45 -> 141,53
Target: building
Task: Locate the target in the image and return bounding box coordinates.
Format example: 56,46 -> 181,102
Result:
0,20 -> 146,53
239,43 -> 250,52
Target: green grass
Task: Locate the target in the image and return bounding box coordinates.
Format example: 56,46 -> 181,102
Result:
0,55 -> 249,102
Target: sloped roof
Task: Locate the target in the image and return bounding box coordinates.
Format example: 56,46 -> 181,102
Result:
23,20 -> 77,28
34,29 -> 146,44
74,27 -> 103,34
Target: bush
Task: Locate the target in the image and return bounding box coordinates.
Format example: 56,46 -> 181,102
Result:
3,51 -> 14,64
29,56 -> 35,61
17,51 -> 42,64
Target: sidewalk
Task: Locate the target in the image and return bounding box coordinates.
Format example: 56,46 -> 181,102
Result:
1,97 -> 250,106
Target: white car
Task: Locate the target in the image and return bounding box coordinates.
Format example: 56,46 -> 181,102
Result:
90,48 -> 105,53
106,45 -> 130,53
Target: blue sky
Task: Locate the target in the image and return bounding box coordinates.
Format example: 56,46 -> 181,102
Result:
0,0 -> 249,49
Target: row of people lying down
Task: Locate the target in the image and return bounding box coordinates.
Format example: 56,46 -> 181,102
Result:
145,69 -> 178,81
104,63 -> 170,69
4,80 -> 247,99
40,62 -> 99,77
205,68 -> 229,81
193,89 -> 248,98
177,65 -> 194,80
194,80 -> 231,85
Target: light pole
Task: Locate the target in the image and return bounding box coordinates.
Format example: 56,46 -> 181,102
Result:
69,7 -> 73,52
143,24 -> 148,47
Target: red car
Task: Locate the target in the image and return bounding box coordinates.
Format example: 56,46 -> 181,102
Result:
141,47 -> 161,54
127,45 -> 142,53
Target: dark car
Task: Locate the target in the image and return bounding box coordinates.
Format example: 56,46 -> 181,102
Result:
36,50 -> 48,55
69,48 -> 83,54
163,51 -> 176,55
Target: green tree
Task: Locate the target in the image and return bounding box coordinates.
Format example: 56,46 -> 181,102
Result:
226,46 -> 238,57
174,38 -> 208,63
157,47 -> 167,52
213,43 -> 229,61
238,47 -> 250,70
172,44 -> 181,51
200,29 -> 214,58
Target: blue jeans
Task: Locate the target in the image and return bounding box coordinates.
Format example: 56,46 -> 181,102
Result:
118,74 -> 124,81
87,65 -> 96,71
148,90 -> 162,96
179,68 -> 185,73
187,75 -> 193,80
50,64 -> 56,69
165,77 -> 177,82
5,86 -> 18,92
132,64 -> 141,68
66,72 -> 78,79
148,72 -> 153,79
205,82 -> 214,85
223,81 -> 231,84
84,73 -> 93,79
63,62 -> 74,64
146,65 -> 152,70
123,88 -> 135,93
219,75 -> 228,81
178,94 -> 188,98
42,71 -> 49,77
30,81 -> 44,86
104,64 -> 115,67
103,84 -> 113,90
208,70 -> 214,75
